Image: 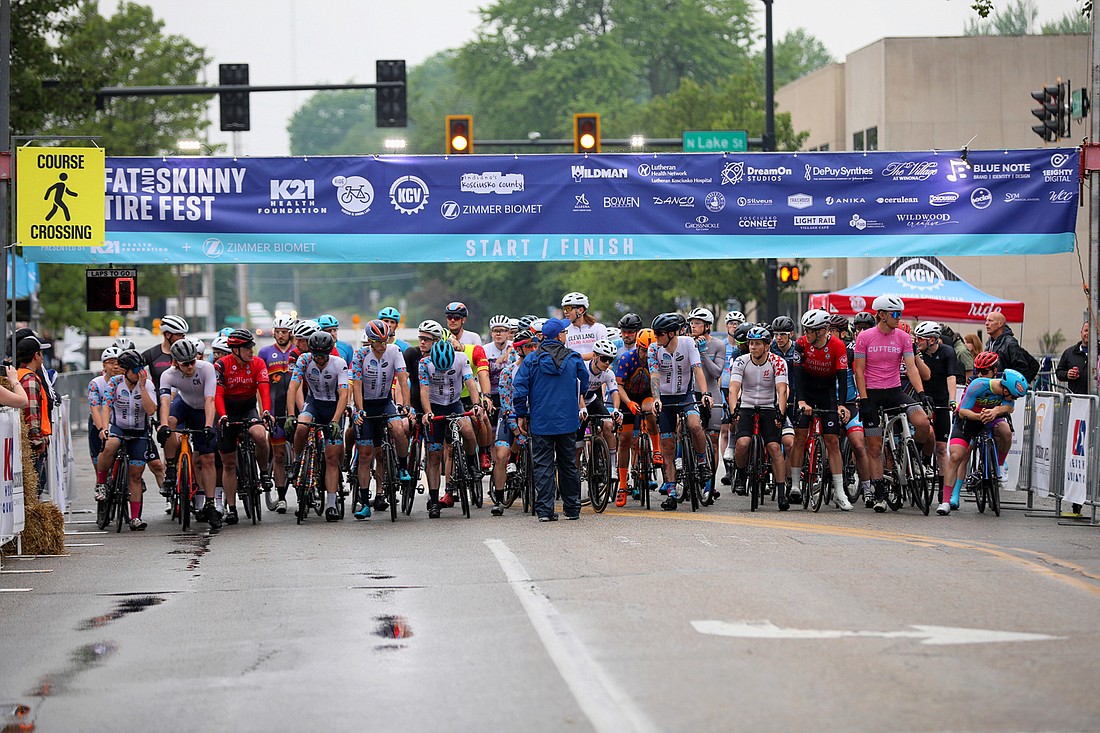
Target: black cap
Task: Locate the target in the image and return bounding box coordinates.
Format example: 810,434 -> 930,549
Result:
13,328 -> 49,350
16,336 -> 43,362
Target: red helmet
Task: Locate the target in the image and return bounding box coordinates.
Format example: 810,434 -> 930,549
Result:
227,328 -> 255,348
974,351 -> 1000,370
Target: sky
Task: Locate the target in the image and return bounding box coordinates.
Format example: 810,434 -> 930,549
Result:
108,0 -> 1084,156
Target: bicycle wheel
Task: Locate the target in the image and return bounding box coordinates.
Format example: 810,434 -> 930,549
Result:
809,438 -> 827,513
178,454 -> 192,531
295,442 -> 314,524
748,437 -> 761,512
681,435 -> 699,512
988,467 -> 1001,516
312,441 -> 326,517
590,435 -> 612,513
385,442 -> 399,523
636,432 -> 652,510
502,454 -> 520,508
974,438 -> 989,514
113,454 -> 128,533
842,439 -> 861,504
250,451 -> 262,524
905,440 -> 931,516
471,459 -> 484,510
454,444 -> 471,519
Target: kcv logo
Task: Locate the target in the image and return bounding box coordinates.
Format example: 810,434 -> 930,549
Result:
389,175 -> 429,215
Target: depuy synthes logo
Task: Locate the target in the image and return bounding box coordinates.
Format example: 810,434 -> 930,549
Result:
389,175 -> 429,215
332,175 -> 374,216
461,172 -> 524,194
571,165 -> 627,183
203,237 -> 224,258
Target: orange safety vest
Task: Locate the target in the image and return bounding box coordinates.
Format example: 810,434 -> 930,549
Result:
17,367 -> 52,437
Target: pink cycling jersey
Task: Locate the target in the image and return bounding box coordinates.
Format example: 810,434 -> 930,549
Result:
853,326 -> 913,390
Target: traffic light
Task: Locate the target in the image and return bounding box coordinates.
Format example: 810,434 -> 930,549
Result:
778,263 -> 800,284
152,318 -> 162,336
573,113 -> 600,153
1031,83 -> 1064,142
446,115 -> 473,154
219,63 -> 250,132
109,319 -> 120,337
376,60 -> 407,128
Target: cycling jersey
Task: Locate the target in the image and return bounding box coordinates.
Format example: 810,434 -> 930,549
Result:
139,344 -> 175,390
792,334 -> 848,406
403,346 -> 428,411
333,339 -> 354,364
918,344 -> 959,405
957,377 -> 1013,414
419,352 -> 473,407
87,374 -> 109,409
584,363 -> 618,406
770,340 -> 799,401
351,344 -> 405,400
454,330 -> 482,347
565,321 -> 608,356
159,360 -> 217,410
483,340 -> 509,394
843,342 -> 859,403
215,355 -> 272,415
105,374 -> 155,431
647,336 -> 701,396
291,354 -> 349,402
697,335 -> 726,398
853,327 -> 913,391
258,343 -> 294,415
615,347 -> 651,400
460,343 -> 489,399
729,352 -> 788,407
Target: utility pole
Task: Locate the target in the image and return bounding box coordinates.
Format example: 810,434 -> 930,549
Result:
1091,9 -> 1099,395
1,0 -> 10,355
762,0 -> 779,322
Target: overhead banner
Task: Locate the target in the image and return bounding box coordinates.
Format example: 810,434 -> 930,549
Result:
22,148 -> 1079,264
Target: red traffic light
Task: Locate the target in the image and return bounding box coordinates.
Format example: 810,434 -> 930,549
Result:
573,113 -> 600,153
446,114 -> 472,154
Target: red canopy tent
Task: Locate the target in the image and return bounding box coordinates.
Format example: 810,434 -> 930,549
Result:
807,256 -> 1024,323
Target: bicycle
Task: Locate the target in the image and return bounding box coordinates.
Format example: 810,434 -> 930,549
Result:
292,420 -> 345,524
629,409 -> 656,510
167,427 -> 209,531
402,415 -> 423,516
668,398 -> 708,512
224,419 -> 264,525
96,434 -> 142,533
578,413 -> 616,513
799,409 -> 837,513
502,435 -> 533,512
839,433 -> 861,505
359,411 -> 404,523
878,404 -> 931,514
432,410 -> 479,518
735,405 -> 778,513
967,424 -> 1001,516
265,424 -> 293,513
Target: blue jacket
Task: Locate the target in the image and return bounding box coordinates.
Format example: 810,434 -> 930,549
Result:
513,340 -> 589,435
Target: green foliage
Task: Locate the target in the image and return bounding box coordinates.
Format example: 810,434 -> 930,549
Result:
772,28 -> 836,87
966,0 -> 1090,34
1041,10 -> 1091,33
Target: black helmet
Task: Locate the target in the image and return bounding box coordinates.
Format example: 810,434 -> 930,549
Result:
117,349 -> 144,372
517,314 -> 538,332
618,312 -> 643,330
853,312 -> 876,329
227,328 -> 255,348
651,312 -> 684,335
770,315 -> 795,333
170,339 -> 199,363
733,322 -> 754,343
308,331 -> 335,355
828,313 -> 850,332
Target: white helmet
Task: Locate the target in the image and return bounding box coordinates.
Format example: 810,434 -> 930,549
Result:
113,337 -> 135,351
592,339 -> 618,359
101,346 -> 122,362
605,326 -> 622,341
488,314 -> 511,330
561,291 -> 589,308
508,318 -> 520,330
160,314 -> 190,334
914,321 -> 942,339
871,294 -> 905,313
211,335 -> 231,353
417,319 -> 445,340
688,307 -> 714,325
724,310 -> 746,325
272,315 -> 295,330
530,318 -> 548,335
800,309 -> 831,330
190,337 -> 206,356
292,319 -> 320,340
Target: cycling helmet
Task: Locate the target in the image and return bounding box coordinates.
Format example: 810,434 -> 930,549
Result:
800,309 -> 830,330
101,346 -> 122,362
170,338 -> 199,363
1001,369 -> 1028,398
871,294 -> 905,313
272,315 -> 295,330
561,291 -> 589,308
219,327 -> 233,337
227,328 -> 255,348
112,337 -> 135,351
364,319 -> 390,342
974,351 -> 1000,371
444,301 -> 468,318
316,314 -> 339,330
853,312 -> 876,330
770,315 -> 795,333
651,312 -> 683,335
635,328 -> 656,351
914,321 -> 943,339
592,339 -> 617,359
724,310 -> 746,325
529,318 -> 547,336
191,338 -> 206,357
618,313 -> 643,330
508,318 -> 520,331
117,349 -> 144,372
828,313 -> 850,332
377,306 -> 401,322
293,319 -> 320,340
733,322 -> 754,343
605,327 -> 622,342
687,307 -> 715,325
746,325 -> 771,342
430,340 -> 455,370
308,331 -> 335,355
417,319 -> 445,340
160,314 -> 189,334
211,335 -> 230,353
896,321 -> 911,334
517,314 -> 538,332
488,314 -> 511,330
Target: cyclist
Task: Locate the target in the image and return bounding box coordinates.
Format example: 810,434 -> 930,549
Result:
420,340 -> 483,519
491,333 -> 539,515
647,312 -> 712,510
87,347 -> 122,470
448,324 -> 494,472
770,315 -> 800,462
142,316 -> 189,495
444,301 -> 482,346
852,296 -> 934,513
350,320 -> 411,520
156,338 -> 219,527
614,328 -> 659,505
113,336 -> 136,352
210,335 -> 231,362
313,313 -> 352,363
616,313 -> 643,360
377,306 -> 411,352
258,315 -> 297,511
688,307 -> 726,503
938,369 -> 1027,515
561,291 -> 608,360
914,321 -> 958,485
728,325 -> 790,507
971,350 -> 1000,381
580,337 -> 623,486
94,350 -> 157,531
840,311 -> 876,506
214,329 -> 275,526
719,311 -> 746,481
483,314 -> 512,420
606,326 -> 623,353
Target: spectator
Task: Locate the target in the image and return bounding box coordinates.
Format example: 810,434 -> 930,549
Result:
512,318 -> 590,522
13,327 -> 57,415
0,362 -> 28,408
16,336 -> 51,494
984,312 -> 1039,383
1056,321 -> 1089,394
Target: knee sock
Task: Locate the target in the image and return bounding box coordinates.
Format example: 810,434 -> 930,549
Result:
832,474 -> 845,497
129,501 -> 141,519
789,467 -> 802,493
618,467 -> 628,488
96,469 -> 107,483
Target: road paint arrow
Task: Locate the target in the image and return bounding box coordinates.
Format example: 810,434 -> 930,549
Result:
691,620 -> 1061,645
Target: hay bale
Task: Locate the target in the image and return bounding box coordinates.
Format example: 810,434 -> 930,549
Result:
0,391 -> 66,555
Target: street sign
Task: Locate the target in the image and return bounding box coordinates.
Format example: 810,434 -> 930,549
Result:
1071,87 -> 1090,120
16,146 -> 105,247
682,130 -> 748,152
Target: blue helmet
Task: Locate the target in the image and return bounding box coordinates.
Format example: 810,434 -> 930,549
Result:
1001,369 -> 1028,399
377,306 -> 401,322
430,340 -> 455,370
316,313 -> 339,329
218,327 -> 233,337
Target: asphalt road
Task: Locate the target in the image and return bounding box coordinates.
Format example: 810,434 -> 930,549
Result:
2,459 -> 1098,733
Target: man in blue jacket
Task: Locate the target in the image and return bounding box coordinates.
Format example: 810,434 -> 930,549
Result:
513,318 -> 590,521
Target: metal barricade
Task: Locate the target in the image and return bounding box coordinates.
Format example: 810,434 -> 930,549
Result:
50,370 -> 94,434
1057,393 -> 1099,524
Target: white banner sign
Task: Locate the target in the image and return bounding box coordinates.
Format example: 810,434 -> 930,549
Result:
1030,396 -> 1055,497
0,409 -> 24,539
1062,398 -> 1091,506
1003,406 -> 1025,491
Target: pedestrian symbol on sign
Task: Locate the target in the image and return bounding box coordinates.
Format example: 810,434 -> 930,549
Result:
44,173 -> 78,222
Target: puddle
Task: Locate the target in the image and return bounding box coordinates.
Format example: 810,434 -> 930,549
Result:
77,596 -> 165,631
26,642 -> 117,698
169,535 -> 210,572
354,573 -> 396,580
374,615 -> 413,639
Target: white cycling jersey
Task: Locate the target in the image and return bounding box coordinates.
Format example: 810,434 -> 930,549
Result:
105,375 -> 155,431
729,353 -> 788,407
159,360 -> 217,409
565,321 -> 608,357
291,355 -> 350,402
419,352 -> 473,406
584,364 -> 619,406
647,336 -> 702,396
351,344 -> 405,401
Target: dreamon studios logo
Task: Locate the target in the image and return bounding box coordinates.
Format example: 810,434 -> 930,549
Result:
332,175 -> 374,215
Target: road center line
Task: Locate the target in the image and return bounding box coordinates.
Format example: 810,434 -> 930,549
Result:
484,538 -> 659,733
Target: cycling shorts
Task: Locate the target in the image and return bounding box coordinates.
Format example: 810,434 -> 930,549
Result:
217,406 -> 261,454
794,406 -> 842,436
356,398 -> 400,446
428,401 -> 467,447
108,426 -> 149,465
949,416 -> 1006,448
576,397 -> 610,442
863,388 -> 921,438
931,403 -> 952,443
494,413 -> 525,448
170,397 -> 215,454
88,416 -> 102,461
733,407 -> 782,445
845,414 -> 864,434
657,392 -> 699,435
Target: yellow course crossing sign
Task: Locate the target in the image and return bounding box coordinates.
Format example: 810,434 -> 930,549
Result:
16,146 -> 105,247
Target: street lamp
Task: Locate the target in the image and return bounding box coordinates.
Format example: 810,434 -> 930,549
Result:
384,137 -> 407,153
630,134 -> 646,150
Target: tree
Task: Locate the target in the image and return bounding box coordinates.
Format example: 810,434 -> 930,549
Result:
970,0 -> 1092,20
1041,10 -> 1091,33
288,88 -> 384,155
965,0 -> 1090,33
773,28 -> 836,87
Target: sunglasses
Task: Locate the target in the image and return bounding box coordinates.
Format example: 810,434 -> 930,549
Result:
178,360 -> 196,367
445,315 -> 463,321
595,356 -> 612,364
888,311 -> 903,319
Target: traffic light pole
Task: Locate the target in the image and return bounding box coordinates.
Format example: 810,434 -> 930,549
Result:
762,0 -> 780,323
1090,12 -> 1099,395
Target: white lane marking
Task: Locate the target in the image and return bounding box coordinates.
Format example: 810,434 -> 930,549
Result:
485,539 -> 659,733
692,620 -> 1062,645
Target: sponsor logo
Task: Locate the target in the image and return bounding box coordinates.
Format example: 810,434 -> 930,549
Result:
849,296 -> 867,312
971,162 -> 1032,180
738,216 -> 778,229
93,240 -> 121,255
604,196 -> 641,209
574,194 -> 591,212
389,175 -> 429,215
968,302 -> 1003,318
270,179 -> 315,201
928,192 -> 959,207
461,171 -> 524,195
793,215 -> 835,229
721,161 -> 792,185
440,200 -> 546,218
1049,189 -> 1075,204
332,175 -> 374,216
705,191 -> 726,212
875,196 -> 918,205
825,196 -> 866,206
1003,192 -> 1039,203
896,212 -> 957,227
787,193 -> 812,209
881,160 -> 938,181
202,237 -> 224,258
637,163 -> 652,176
653,196 -> 695,207
803,164 -> 874,182
1050,152 -> 1073,168
970,187 -> 992,209
1042,153 -> 1075,183
572,165 -> 628,183
636,161 -> 710,184
686,215 -> 720,230
736,196 -> 773,207
848,213 -> 885,230
441,200 -> 461,220
893,257 -> 945,292
945,158 -> 969,183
